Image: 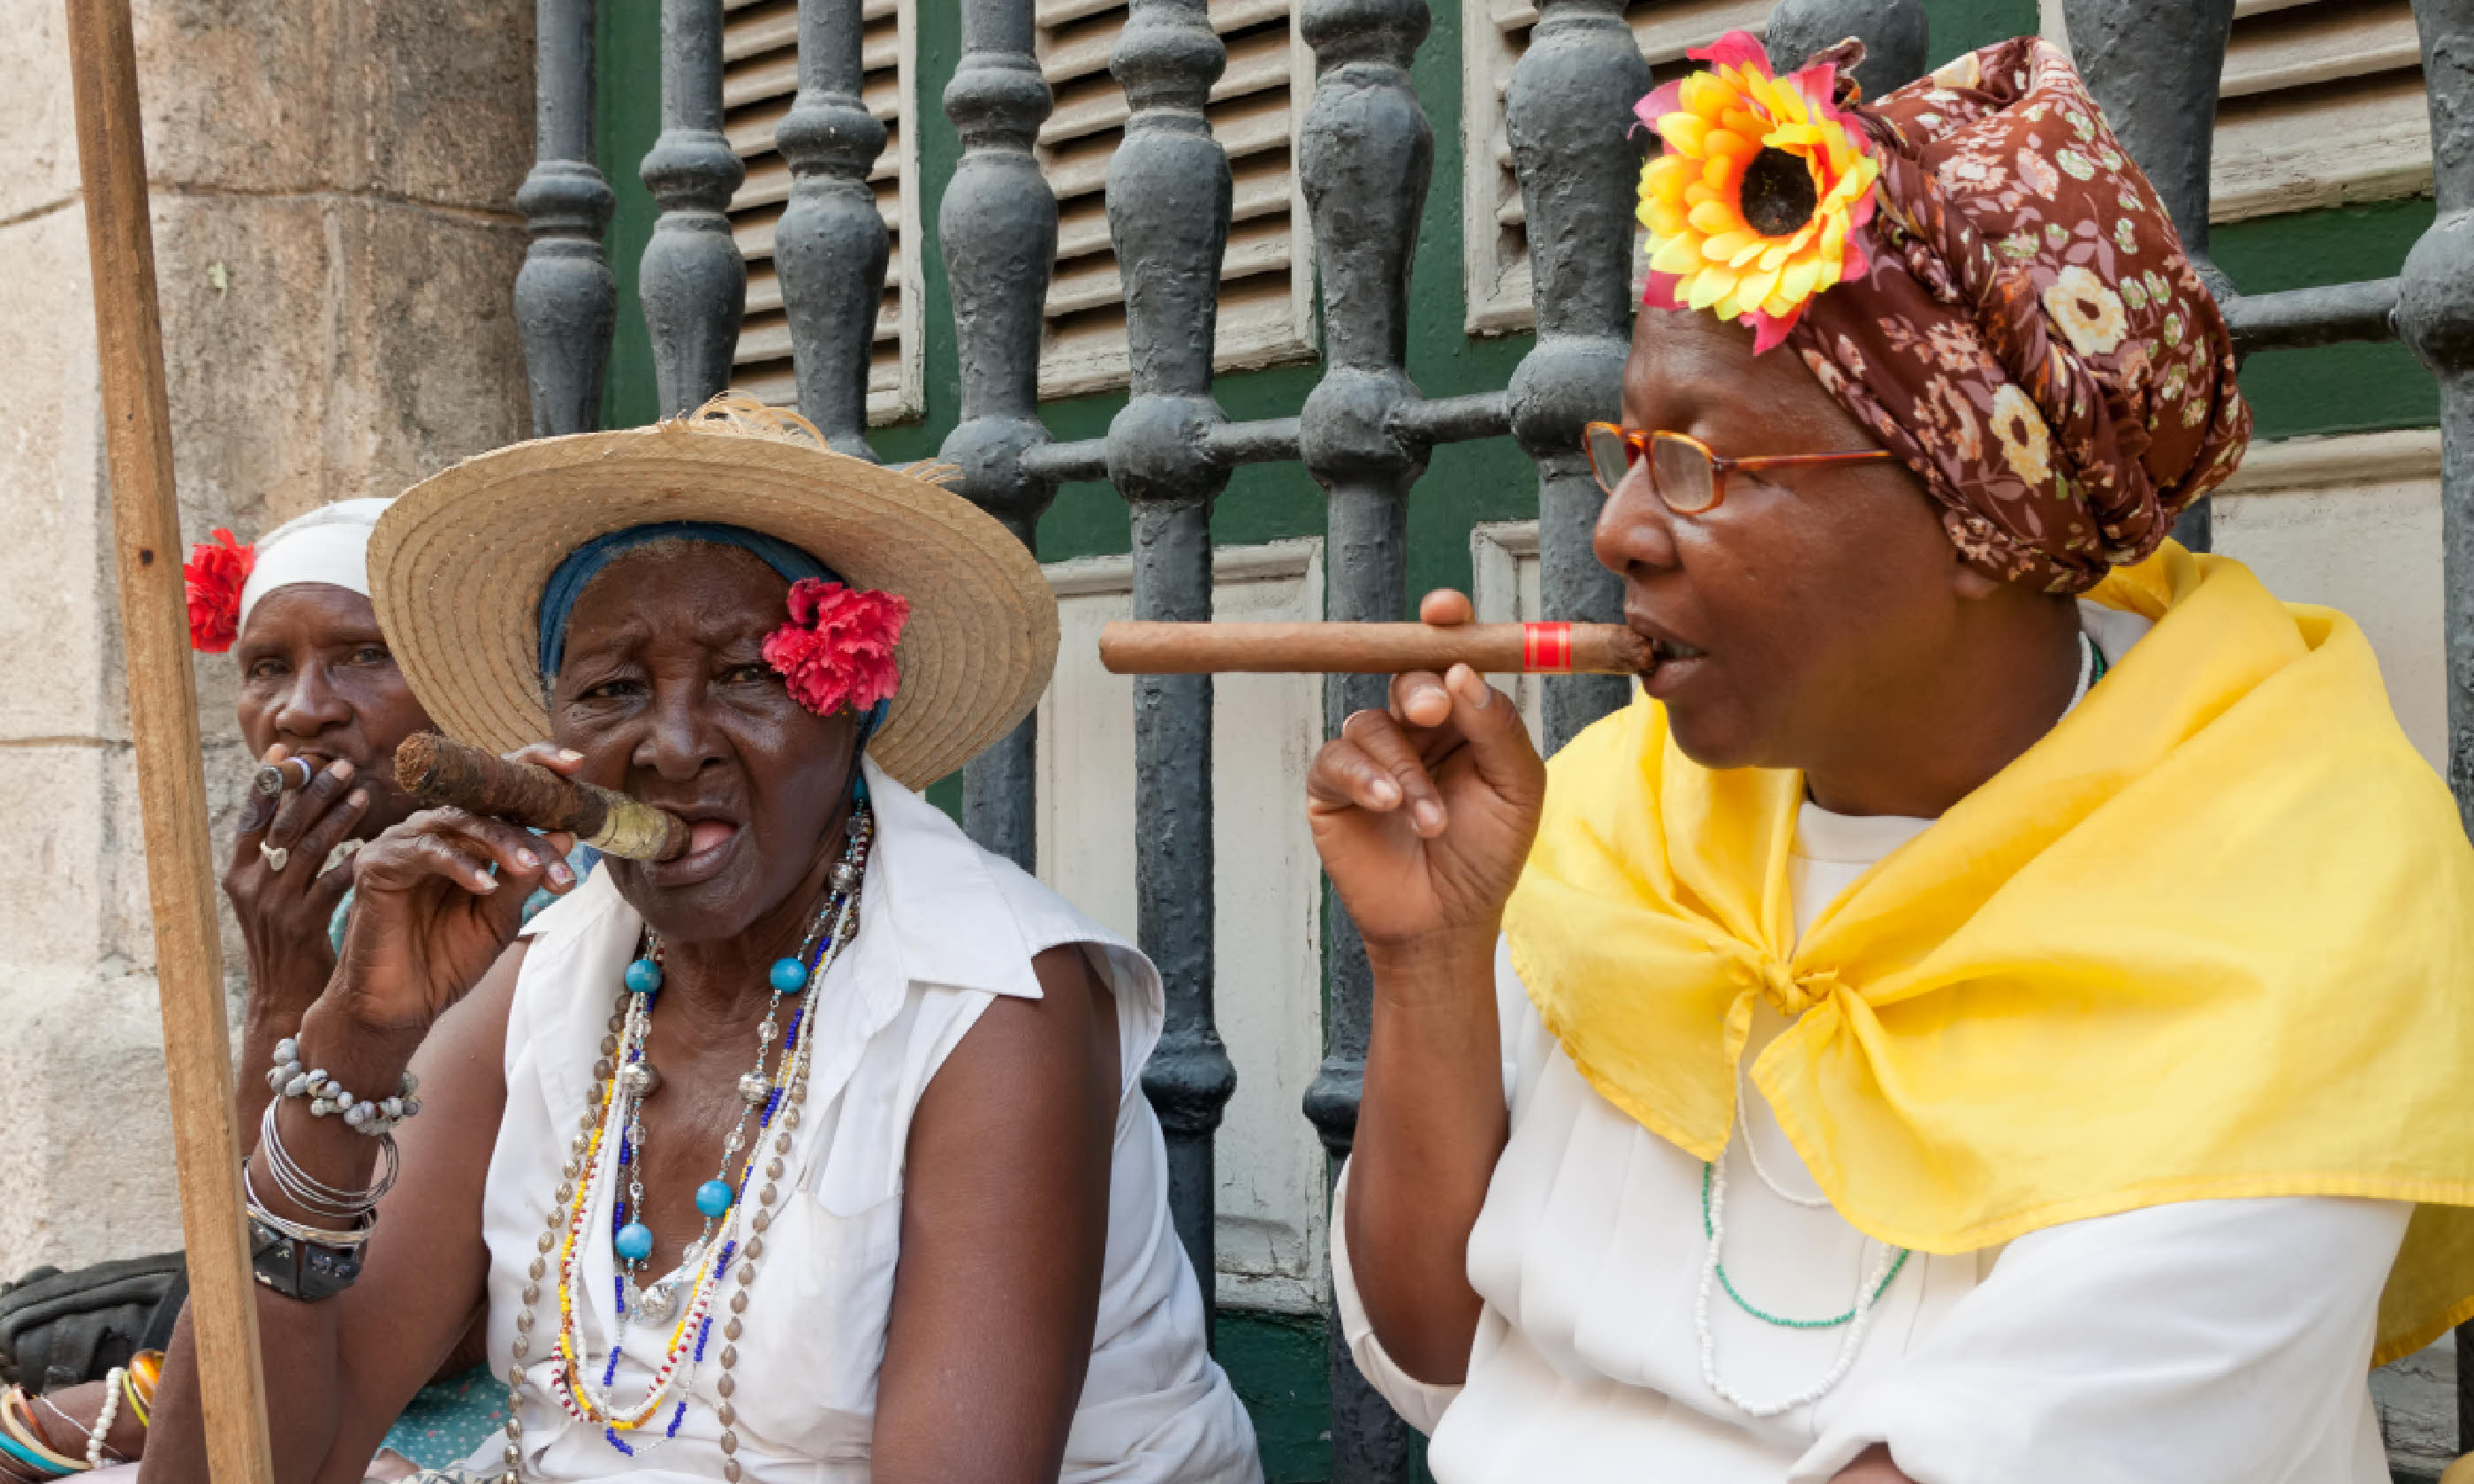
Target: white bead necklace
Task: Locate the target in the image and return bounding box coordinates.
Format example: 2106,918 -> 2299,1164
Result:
1694,1148 -> 1900,1419
1734,1059 -> 1831,1210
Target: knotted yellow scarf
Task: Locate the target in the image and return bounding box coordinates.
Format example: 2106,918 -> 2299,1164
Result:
1504,545 -> 2474,1365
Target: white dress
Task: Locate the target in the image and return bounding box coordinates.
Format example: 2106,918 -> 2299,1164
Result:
1334,609 -> 2413,1484
474,758 -> 1262,1483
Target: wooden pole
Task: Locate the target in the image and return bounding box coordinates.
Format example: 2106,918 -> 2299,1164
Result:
61,2 -> 277,1480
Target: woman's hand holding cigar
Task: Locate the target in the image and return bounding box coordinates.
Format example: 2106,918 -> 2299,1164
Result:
328,744 -> 588,1042
226,744 -> 371,1023
1305,590 -> 1548,969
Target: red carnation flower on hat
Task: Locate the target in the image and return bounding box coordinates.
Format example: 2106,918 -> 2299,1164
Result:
763,579 -> 912,718
184,528 -> 255,653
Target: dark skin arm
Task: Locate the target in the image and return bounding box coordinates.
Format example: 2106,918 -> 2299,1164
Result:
144,944 -> 521,1484
869,945 -> 1120,1484
143,799 -> 573,1484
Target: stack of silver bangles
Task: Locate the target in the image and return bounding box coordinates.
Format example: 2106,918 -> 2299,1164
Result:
267,1036 -> 422,1134
245,1096 -> 391,1300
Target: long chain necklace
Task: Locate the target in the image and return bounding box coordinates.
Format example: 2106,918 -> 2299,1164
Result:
500,806 -> 874,1482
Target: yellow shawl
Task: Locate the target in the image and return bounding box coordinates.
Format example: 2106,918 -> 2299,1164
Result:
1503,545 -> 2474,1366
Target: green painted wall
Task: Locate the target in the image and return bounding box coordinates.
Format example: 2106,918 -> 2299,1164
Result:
593,1 -> 2437,1475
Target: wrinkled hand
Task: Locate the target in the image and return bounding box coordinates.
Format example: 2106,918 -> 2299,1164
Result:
225,746 -> 367,1018
325,745 -> 582,1039
1306,591 -> 1546,965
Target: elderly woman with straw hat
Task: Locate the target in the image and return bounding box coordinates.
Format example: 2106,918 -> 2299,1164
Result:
140,397 -> 1260,1484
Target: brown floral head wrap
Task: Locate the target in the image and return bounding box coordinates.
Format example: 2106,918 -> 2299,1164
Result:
1639,34 -> 2251,594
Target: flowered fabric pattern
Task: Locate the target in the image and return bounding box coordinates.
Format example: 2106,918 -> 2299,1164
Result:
1782,36 -> 2250,593
1635,32 -> 1881,353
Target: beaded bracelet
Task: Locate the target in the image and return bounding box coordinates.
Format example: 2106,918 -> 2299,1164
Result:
82,1373 -> 120,1471
265,1038 -> 421,1136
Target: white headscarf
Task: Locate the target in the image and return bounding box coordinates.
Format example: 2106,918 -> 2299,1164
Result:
239,497 -> 394,631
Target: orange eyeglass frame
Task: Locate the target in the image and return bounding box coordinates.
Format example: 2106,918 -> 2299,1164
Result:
1583,422 -> 1895,513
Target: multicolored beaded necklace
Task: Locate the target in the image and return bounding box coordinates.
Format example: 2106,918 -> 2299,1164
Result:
498,803 -> 875,1482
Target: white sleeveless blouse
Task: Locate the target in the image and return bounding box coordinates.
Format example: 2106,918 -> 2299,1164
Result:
475,759 -> 1261,1483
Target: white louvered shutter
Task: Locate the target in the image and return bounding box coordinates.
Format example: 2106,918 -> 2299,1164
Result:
721,0 -> 923,424
1035,0 -> 1317,399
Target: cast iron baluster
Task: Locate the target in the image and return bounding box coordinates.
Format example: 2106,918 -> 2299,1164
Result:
1108,0 -> 1239,1329
940,0 -> 1059,867
515,0 -> 616,435
1504,0 -> 1651,748
2398,0 -> 2474,1438
1297,0 -> 1431,1472
2061,0 -> 2236,552
1764,0 -> 1927,95
778,0 -> 890,458
640,0 -> 747,416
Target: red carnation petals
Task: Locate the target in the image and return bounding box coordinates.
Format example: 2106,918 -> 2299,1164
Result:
184,528 -> 255,654
762,579 -> 912,718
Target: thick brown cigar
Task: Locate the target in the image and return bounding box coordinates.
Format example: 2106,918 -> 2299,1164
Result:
394,732 -> 692,862
1098,620 -> 1651,676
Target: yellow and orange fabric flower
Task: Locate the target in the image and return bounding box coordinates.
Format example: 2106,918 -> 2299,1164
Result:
1635,31 -> 1881,352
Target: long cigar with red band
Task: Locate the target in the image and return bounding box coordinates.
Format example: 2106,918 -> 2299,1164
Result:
1097,620 -> 1651,676
394,732 -> 692,862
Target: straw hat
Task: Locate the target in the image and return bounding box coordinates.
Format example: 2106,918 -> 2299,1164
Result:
367,396 -> 1057,789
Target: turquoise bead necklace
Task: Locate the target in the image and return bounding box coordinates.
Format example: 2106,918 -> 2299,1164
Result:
1699,1162 -> 1909,1328
610,826 -> 866,1323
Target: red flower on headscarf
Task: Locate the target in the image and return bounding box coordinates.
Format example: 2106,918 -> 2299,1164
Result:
184,528 -> 255,653
762,579 -> 912,718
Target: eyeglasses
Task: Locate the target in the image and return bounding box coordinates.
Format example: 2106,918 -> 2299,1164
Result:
1582,423 -> 1895,514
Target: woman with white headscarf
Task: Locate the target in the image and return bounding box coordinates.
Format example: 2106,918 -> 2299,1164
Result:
0,503 -> 524,1480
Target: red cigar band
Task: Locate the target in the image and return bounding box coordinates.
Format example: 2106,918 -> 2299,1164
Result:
1522,622 -> 1573,673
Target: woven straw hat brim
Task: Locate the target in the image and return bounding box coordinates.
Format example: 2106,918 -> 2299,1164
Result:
366,422 -> 1057,790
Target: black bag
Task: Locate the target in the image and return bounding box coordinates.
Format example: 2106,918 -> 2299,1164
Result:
0,1253 -> 187,1392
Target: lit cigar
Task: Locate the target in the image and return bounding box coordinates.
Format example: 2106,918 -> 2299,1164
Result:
252,756 -> 316,796
1097,621 -> 1651,676
394,733 -> 692,862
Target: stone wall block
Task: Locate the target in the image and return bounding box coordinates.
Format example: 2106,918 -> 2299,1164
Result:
0,965 -> 189,1274
0,0 -> 84,223
0,208 -> 112,742
132,0 -> 531,212
146,193 -> 527,531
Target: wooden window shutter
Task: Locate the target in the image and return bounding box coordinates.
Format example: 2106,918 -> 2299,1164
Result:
721,0 -> 924,423
1036,0 -> 1317,399
2213,0 -> 2430,221
1462,0 -> 1767,335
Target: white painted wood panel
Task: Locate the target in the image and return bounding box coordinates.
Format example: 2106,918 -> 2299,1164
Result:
1036,540 -> 1331,1314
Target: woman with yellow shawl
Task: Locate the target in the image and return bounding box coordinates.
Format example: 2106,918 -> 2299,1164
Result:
1309,33 -> 2474,1484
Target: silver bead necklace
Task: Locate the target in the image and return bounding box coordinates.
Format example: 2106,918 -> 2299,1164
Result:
498,806 -> 873,1481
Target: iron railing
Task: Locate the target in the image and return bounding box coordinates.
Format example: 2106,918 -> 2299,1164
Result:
512,0 -> 2474,1474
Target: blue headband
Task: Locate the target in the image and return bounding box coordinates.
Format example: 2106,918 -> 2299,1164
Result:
535,521 -> 888,745
536,522 -> 838,679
